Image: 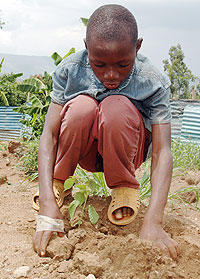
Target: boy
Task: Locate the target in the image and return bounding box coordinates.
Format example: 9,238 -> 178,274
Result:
33,4 -> 180,260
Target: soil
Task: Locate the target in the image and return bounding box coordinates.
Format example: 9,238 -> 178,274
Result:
0,140 -> 200,279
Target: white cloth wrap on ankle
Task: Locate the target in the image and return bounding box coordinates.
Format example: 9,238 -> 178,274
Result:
36,215 -> 65,232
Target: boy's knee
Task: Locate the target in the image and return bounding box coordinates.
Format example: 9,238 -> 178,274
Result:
100,95 -> 141,130
62,95 -> 98,126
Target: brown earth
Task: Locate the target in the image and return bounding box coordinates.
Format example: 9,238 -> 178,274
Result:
0,141 -> 200,279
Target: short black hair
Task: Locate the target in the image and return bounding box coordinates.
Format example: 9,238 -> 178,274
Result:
86,4 -> 138,47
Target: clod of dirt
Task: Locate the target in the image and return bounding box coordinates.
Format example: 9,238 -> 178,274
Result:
86,275 -> 96,279
180,191 -> 197,203
73,251 -> 103,277
8,141 -> 21,154
57,261 -> 69,273
13,266 -> 31,278
185,177 -> 195,185
1,151 -> 8,157
5,159 -> 10,166
46,236 -> 74,261
0,175 -> 7,185
68,229 -> 87,245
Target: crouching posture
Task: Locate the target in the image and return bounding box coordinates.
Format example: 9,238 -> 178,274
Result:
33,4 -> 180,260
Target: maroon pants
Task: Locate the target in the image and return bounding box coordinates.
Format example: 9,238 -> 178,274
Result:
54,95 -> 149,189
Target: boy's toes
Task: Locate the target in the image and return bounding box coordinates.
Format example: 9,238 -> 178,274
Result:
113,208 -> 123,219
113,207 -> 134,220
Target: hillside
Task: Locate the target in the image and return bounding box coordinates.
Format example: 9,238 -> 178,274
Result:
0,53 -> 56,79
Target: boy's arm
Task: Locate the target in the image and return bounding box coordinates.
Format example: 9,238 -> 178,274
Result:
139,123 -> 181,260
33,102 -> 64,257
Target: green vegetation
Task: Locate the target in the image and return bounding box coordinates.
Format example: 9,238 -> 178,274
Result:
12,47 -> 75,138
13,73 -> 52,138
172,139 -> 200,170
0,58 -> 24,106
19,138 -> 39,181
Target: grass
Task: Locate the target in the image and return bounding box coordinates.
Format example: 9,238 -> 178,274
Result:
138,139 -> 200,210
171,138 -> 200,170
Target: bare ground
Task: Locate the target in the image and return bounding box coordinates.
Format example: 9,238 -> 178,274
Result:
0,141 -> 200,279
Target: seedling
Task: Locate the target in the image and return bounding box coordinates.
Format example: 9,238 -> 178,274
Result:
64,166 -> 109,226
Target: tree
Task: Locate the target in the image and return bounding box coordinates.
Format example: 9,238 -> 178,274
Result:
163,44 -> 196,99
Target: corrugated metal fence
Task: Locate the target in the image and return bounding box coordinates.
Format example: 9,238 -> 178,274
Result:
170,100 -> 200,139
0,106 -> 23,140
181,105 -> 200,141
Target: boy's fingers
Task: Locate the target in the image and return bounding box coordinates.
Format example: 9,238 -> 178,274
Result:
157,241 -> 170,258
166,243 -> 178,260
40,231 -> 53,257
157,239 -> 180,260
175,241 -> 181,256
33,231 -> 44,254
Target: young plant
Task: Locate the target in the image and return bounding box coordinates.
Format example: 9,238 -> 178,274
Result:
64,166 -> 109,226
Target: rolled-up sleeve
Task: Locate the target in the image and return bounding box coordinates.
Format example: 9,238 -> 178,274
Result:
144,87 -> 171,125
50,63 -> 68,105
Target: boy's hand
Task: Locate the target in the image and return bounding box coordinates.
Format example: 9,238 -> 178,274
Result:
33,205 -> 64,257
33,230 -> 64,257
139,220 -> 181,260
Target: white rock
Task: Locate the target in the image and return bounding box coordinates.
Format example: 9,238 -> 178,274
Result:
13,266 -> 31,278
85,275 -> 96,279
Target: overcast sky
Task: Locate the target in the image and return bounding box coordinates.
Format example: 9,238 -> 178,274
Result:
1,0 -> 200,76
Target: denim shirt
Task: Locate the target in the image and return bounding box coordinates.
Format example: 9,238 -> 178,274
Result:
50,49 -> 171,131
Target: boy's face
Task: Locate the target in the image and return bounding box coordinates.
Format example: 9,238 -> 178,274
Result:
86,37 -> 142,90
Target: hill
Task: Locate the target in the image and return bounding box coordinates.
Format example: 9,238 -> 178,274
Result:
0,53 -> 56,79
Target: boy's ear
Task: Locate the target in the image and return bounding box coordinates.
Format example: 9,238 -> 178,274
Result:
84,38 -> 88,50
136,37 -> 143,53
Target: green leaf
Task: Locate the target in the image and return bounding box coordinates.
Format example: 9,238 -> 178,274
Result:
74,192 -> 86,206
88,205 -> 99,224
30,94 -> 43,109
63,48 -> 75,59
1,73 -> 23,83
68,200 -> 79,220
64,177 -> 77,190
17,84 -> 36,93
51,52 -> 62,66
0,58 -> 4,72
80,17 -> 88,26
89,180 -> 98,192
0,91 -> 9,106
76,184 -> 86,191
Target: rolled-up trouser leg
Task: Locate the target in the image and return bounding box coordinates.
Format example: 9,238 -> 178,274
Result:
53,95 -> 98,181
97,95 -> 145,189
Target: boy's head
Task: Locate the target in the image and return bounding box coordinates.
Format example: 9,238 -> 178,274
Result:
85,4 -> 142,90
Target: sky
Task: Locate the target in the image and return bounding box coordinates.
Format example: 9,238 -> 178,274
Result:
0,0 -> 200,76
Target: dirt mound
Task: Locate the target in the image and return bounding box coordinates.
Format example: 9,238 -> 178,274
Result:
0,146 -> 200,279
